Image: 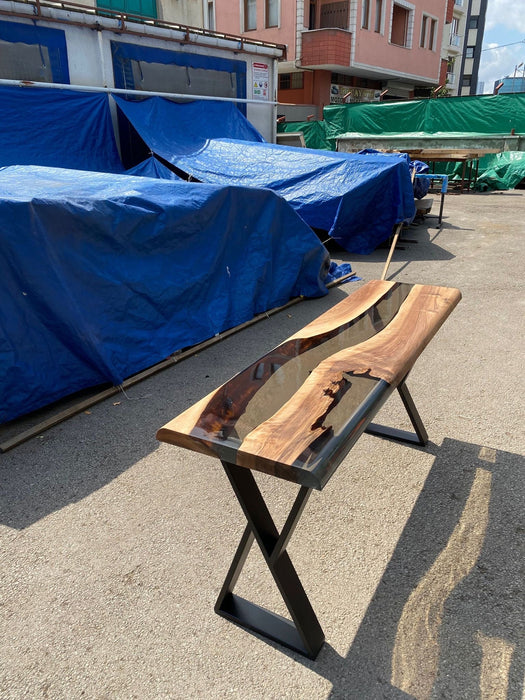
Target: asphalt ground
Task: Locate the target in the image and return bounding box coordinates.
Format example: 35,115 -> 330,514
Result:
1,189 -> 524,699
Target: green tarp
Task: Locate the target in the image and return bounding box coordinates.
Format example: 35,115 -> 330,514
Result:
278,93 -> 525,190
323,93 -> 525,135
324,99 -> 427,137
474,152 -> 525,191
441,151 -> 525,189
277,120 -> 334,150
427,152 -> 525,189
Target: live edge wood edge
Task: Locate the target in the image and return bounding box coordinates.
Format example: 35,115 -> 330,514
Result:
157,280 -> 461,491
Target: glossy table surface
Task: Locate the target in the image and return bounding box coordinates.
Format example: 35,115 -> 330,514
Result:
157,280 -> 461,489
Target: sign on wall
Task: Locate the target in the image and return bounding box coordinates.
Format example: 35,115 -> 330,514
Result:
252,61 -> 269,100
330,84 -> 381,104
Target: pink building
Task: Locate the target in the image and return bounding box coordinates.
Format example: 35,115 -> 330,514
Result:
213,0 -> 451,118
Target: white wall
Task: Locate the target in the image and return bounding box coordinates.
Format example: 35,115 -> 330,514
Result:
160,0 -> 203,25
65,26 -> 106,86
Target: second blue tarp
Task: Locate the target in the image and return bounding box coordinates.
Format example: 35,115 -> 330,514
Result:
114,96 -> 416,254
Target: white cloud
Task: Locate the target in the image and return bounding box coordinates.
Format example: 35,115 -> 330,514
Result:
485,0 -> 525,32
478,42 -> 525,93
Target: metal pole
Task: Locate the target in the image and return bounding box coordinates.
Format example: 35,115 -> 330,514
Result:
0,78 -> 279,106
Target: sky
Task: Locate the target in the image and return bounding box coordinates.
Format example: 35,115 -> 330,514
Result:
477,0 -> 525,93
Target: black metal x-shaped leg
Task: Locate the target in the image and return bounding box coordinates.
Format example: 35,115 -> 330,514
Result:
365,380 -> 428,446
215,461 -> 325,659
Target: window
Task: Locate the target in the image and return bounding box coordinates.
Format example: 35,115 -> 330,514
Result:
420,15 -> 427,47
429,18 -> 437,50
279,72 -> 304,90
266,0 -> 279,27
391,3 -> 410,47
332,72 -> 351,85
112,41 -> 246,100
468,15 -> 479,29
362,0 -> 370,29
0,20 -> 70,84
375,0 -> 383,32
244,0 -> 256,31
446,56 -> 455,83
465,46 -> 475,58
462,74 -> 472,87
320,2 -> 348,29
309,1 -> 316,30
207,1 -> 215,31
97,0 -> 157,18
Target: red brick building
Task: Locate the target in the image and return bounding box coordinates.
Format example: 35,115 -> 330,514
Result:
213,0 -> 452,118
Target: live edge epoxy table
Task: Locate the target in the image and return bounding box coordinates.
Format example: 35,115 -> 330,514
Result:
157,280 -> 461,659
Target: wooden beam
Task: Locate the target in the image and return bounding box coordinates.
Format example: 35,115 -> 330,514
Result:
381,222 -> 404,281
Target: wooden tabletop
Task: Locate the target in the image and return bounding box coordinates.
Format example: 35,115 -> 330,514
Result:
157,280 -> 461,490
396,148 -> 500,162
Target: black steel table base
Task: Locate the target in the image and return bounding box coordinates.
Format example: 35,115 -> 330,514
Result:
365,381 -> 428,446
215,462 -> 325,659
215,381 -> 426,658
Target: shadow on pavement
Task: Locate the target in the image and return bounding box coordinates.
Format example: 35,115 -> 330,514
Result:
283,438 -> 525,700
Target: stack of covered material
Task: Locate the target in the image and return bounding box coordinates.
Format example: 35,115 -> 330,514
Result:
115,97 -> 415,254
0,166 -> 329,423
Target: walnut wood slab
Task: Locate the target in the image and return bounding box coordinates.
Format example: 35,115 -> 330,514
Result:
157,280 -> 461,490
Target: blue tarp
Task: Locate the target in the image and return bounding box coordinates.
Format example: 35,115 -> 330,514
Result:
126,156 -> 182,180
0,165 -> 329,423
114,96 -> 263,155
114,96 -> 415,254
0,85 -> 123,172
357,148 -> 430,199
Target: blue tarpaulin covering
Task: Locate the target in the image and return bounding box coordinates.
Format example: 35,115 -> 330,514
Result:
0,165 -> 329,423
114,96 -> 264,154
114,96 -> 415,254
357,148 -> 430,199
126,156 -> 182,180
0,85 -> 123,172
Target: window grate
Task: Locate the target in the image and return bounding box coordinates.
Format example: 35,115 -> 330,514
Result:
319,2 -> 348,29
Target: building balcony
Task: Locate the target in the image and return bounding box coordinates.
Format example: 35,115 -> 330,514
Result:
449,33 -> 462,47
301,28 -> 352,69
447,71 -> 456,84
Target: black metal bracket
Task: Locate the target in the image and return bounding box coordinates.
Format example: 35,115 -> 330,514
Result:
365,381 -> 428,446
215,462 -> 325,659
